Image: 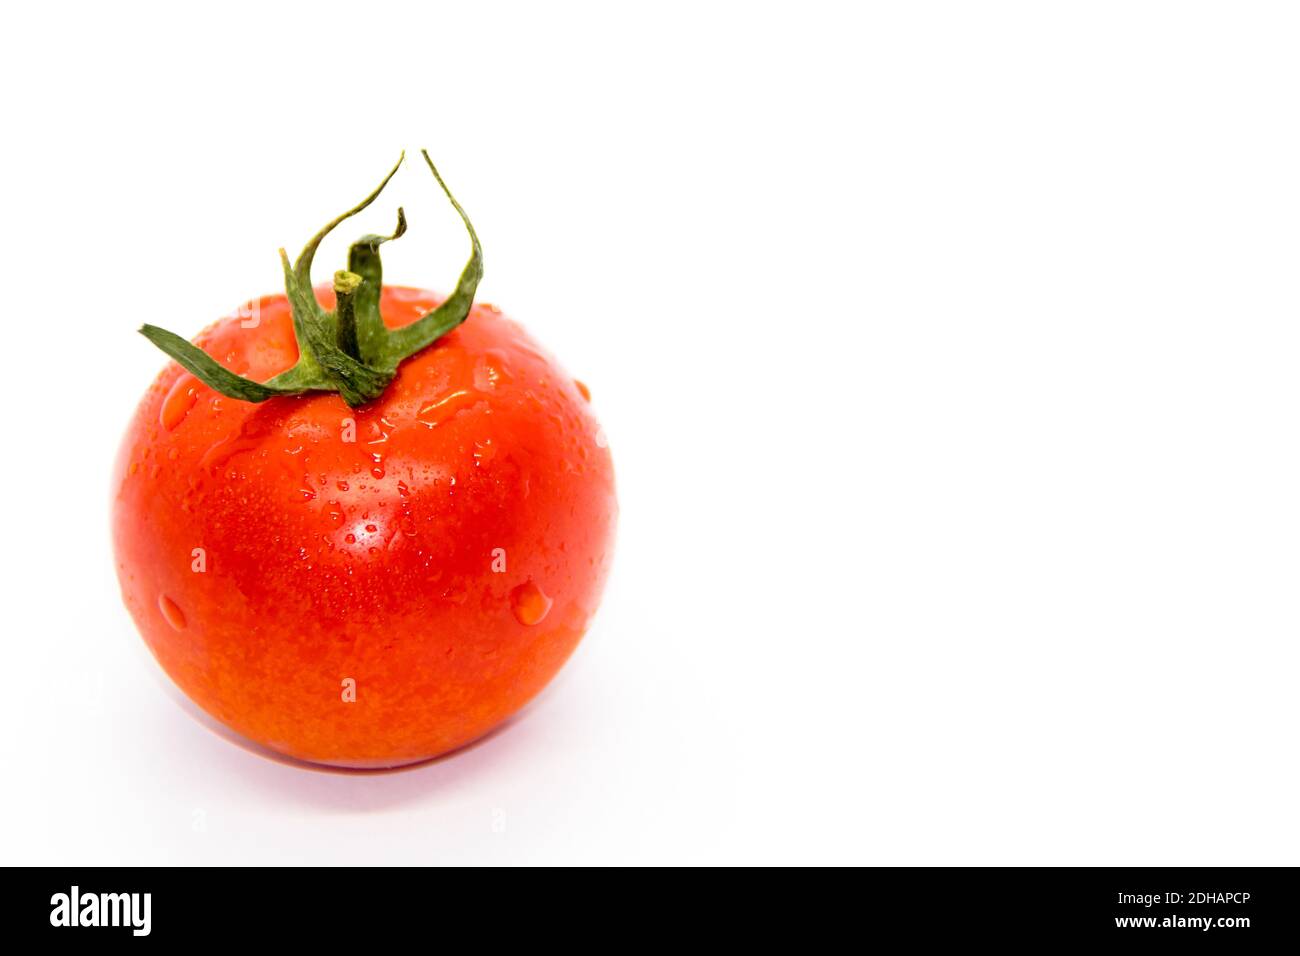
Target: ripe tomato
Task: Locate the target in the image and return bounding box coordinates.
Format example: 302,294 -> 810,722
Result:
112,285 -> 616,767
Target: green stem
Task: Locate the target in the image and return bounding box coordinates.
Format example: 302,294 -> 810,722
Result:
380,152 -> 483,366
349,207 -> 406,366
333,270 -> 363,360
138,152 -> 484,409
295,154 -> 405,293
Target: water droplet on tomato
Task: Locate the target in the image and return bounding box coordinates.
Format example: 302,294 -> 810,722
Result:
158,594 -> 187,630
160,375 -> 199,431
201,416 -> 270,472
473,351 -> 512,392
510,580 -> 552,626
574,379 -> 591,401
416,389 -> 475,428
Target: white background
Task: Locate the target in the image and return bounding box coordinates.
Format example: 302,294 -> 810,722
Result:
2,1 -> 1298,865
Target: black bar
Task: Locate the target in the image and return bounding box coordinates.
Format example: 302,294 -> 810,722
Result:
6,867 -> 1297,944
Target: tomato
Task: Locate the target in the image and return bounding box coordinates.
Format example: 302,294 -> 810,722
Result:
111,284 -> 616,767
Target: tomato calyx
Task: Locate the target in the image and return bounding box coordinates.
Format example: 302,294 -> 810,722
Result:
139,150 -> 483,409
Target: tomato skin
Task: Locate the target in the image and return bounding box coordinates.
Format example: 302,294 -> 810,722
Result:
112,287 -> 616,767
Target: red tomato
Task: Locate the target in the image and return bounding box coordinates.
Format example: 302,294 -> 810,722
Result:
112,286 -> 616,767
